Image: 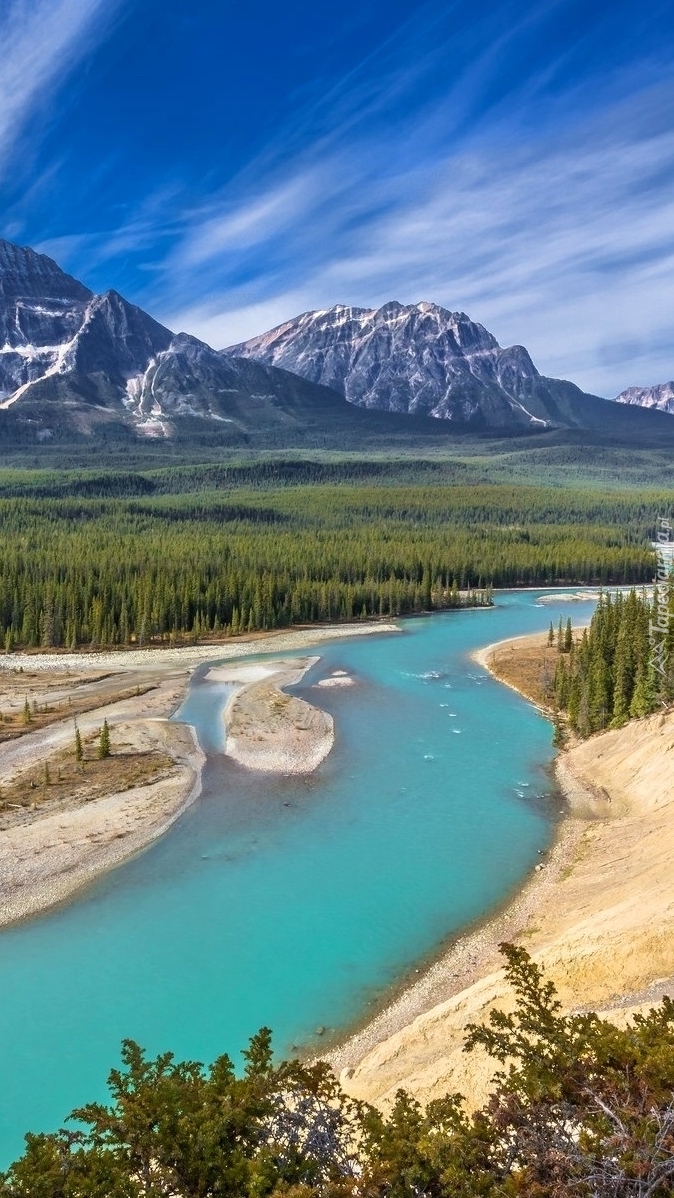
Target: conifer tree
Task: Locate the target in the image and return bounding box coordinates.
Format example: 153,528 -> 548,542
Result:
551,589 -> 666,735
98,719 -> 110,759
552,714 -> 566,748
629,666 -> 656,719
74,723 -> 83,763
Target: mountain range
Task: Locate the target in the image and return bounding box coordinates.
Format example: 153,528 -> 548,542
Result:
0,237 -> 672,447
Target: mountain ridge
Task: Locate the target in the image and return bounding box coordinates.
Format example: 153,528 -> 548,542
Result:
1,238 -> 674,447
0,238 -> 360,442
227,300 -> 595,429
615,381 -> 674,415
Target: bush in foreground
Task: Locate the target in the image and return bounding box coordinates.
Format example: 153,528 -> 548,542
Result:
2,947 -> 674,1196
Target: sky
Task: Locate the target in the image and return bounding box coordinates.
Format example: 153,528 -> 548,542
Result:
1,0 -> 673,397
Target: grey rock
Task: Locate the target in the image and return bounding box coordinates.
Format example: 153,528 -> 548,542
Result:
2,239 -> 673,442
614,381 -> 674,415
227,300 -> 588,428
0,239 -> 352,439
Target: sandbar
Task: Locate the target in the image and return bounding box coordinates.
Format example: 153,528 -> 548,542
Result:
0,622 -> 398,925
222,657 -> 335,774
0,676 -> 204,928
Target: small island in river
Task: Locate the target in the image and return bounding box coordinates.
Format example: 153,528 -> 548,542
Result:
209,657 -> 335,774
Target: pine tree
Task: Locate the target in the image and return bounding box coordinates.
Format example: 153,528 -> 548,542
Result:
547,621 -> 554,647
22,697 -> 31,725
629,666 -> 656,719
98,719 -> 111,759
611,626 -> 631,726
564,617 -> 573,653
552,714 -> 566,748
588,649 -> 611,731
554,658 -> 569,708
567,673 -> 581,731
74,723 -> 83,763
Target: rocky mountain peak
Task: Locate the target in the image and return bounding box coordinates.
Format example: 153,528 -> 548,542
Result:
2,236 -> 669,442
226,300 -> 545,424
0,239 -> 91,305
614,381 -> 674,415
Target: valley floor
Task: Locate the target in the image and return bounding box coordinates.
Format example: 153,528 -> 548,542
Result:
333,633 -> 674,1113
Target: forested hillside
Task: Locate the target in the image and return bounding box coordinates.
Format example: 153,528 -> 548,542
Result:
554,587 -> 674,736
0,470 -> 661,650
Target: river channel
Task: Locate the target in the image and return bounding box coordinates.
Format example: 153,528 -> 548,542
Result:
0,588 -> 598,1165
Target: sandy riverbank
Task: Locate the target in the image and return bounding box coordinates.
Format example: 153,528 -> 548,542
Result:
0,672 -> 205,928
334,632 -> 674,1114
0,621 -> 399,676
0,622 -> 397,927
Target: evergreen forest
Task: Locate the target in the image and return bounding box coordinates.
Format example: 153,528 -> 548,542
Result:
553,585 -> 674,737
0,461 -> 663,651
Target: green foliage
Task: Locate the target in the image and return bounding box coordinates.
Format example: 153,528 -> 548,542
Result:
74,724 -> 83,763
98,720 -> 110,760
0,1031 -> 364,1198
462,945 -> 674,1195
3,947 -> 674,1196
0,475 -> 658,650
555,586 -> 674,737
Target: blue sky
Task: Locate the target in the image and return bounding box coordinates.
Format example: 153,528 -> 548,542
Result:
1,0 -> 673,396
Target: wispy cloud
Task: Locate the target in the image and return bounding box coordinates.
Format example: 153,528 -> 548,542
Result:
17,0 -> 674,397
158,59 -> 674,395
0,0 -> 122,178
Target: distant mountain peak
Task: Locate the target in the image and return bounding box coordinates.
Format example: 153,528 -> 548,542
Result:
1,237 -> 672,445
226,300 -> 546,425
615,380 -> 674,415
0,237 -> 357,441
0,238 -> 92,304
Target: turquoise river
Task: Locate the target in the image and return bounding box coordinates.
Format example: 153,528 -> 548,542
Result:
0,589 -> 598,1166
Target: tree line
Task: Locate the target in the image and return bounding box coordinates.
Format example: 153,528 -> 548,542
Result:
553,585 -> 674,738
0,480 -> 658,650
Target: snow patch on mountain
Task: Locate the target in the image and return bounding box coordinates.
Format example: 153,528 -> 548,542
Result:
226,300 -> 553,426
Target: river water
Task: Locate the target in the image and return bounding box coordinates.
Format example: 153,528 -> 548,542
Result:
0,589 -> 597,1165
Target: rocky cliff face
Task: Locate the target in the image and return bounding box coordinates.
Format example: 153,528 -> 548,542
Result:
0,239 -> 93,403
2,238 -> 672,443
614,381 -> 674,415
0,239 -> 173,415
0,239 -> 351,439
227,300 -> 588,428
